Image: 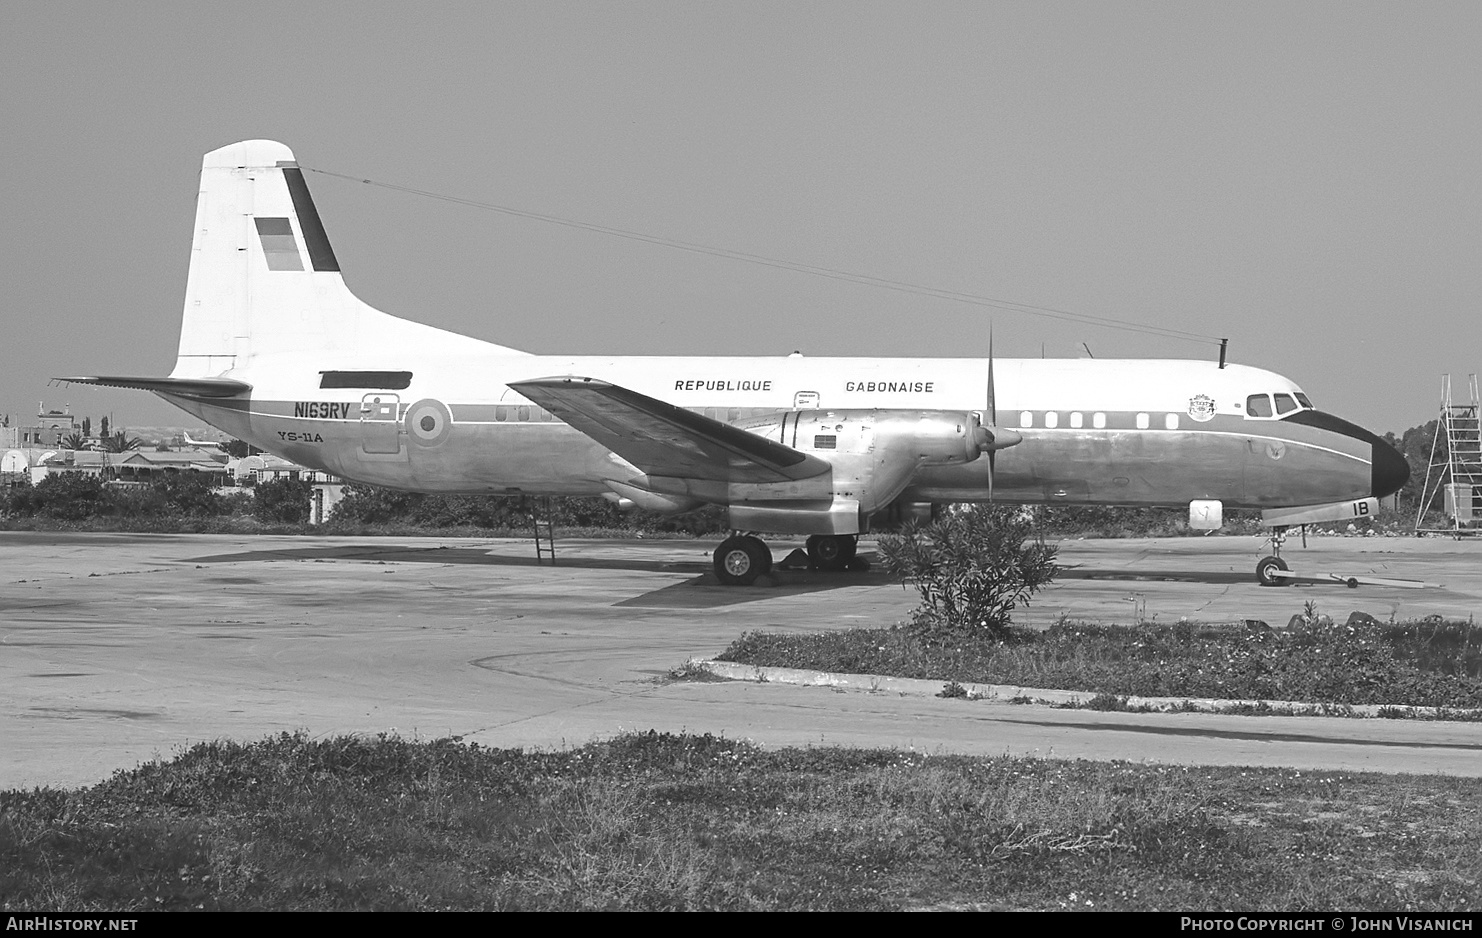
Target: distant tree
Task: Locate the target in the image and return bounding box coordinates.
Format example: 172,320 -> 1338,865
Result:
155,443 -> 172,452
99,416 -> 109,439
81,417 -> 91,438
61,432 -> 86,451
101,431 -> 142,453
224,439 -> 251,458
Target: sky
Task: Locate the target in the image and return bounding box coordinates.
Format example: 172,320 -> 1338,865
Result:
2,1 -> 1478,435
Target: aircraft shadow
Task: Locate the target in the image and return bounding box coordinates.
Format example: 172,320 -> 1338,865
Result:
190,543 -> 705,574
190,543 -> 898,608
617,567 -> 899,609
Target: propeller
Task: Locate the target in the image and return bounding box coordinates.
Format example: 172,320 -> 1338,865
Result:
976,330 -> 1021,498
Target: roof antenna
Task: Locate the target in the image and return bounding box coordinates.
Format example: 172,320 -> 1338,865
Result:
1218,338 -> 1228,369
1081,342 -> 1094,359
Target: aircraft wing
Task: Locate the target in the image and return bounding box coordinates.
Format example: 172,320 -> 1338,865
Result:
55,376 -> 252,398
509,376 -> 829,483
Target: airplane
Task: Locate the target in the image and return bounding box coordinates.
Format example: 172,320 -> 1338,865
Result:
61,139 -> 1409,586
181,431 -> 227,452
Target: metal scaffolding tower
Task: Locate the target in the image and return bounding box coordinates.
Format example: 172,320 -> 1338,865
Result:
1415,374 -> 1482,536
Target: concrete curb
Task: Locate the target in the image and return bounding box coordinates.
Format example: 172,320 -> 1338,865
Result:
695,660 -> 1482,719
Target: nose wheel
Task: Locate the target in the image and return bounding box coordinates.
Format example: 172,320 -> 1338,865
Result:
1256,526 -> 1291,587
1256,555 -> 1289,587
714,535 -> 772,586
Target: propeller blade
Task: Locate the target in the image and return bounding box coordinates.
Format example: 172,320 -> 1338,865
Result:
987,330 -> 996,500
987,329 -> 997,427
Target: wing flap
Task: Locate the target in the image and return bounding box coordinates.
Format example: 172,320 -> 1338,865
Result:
54,376 -> 252,398
509,376 -> 828,483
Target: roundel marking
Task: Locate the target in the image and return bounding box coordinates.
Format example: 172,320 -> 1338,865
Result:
406,399 -> 453,447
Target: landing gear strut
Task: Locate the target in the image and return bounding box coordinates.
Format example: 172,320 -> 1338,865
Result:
713,534 -> 772,586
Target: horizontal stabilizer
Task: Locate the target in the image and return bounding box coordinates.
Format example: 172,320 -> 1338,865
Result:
510,376 -> 830,484
55,376 -> 252,398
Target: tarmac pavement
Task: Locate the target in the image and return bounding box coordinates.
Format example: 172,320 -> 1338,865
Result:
2,530 -> 1479,790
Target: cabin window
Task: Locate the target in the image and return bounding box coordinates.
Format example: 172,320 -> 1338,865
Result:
1093,412 -> 1106,429
495,406 -> 508,421
1246,394 -> 1273,418
1274,393 -> 1298,415
727,408 -> 739,423
703,407 -> 718,419
1136,413 -> 1150,430
1019,411 -> 1033,428
517,406 -> 531,422
1295,392 -> 1313,409
320,370 -> 413,390
1043,412 -> 1058,429
814,434 -> 837,449
1164,413 -> 1179,430
1070,412 -> 1083,429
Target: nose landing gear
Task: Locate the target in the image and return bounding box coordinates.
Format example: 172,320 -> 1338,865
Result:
1256,526 -> 1291,587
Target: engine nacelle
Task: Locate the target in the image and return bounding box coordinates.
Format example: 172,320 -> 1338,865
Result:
611,409 -> 1022,536
729,409 -> 1013,519
737,408 -> 999,467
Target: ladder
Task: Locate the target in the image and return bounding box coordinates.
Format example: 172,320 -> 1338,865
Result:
528,496 -> 557,564
1416,374 -> 1482,536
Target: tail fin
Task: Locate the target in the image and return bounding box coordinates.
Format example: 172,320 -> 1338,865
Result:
171,140 -> 521,380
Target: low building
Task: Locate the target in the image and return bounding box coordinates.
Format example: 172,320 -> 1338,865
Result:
29,449 -> 229,484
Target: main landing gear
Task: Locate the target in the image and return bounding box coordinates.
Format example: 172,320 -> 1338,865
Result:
713,535 -> 772,586
806,534 -> 857,571
711,533 -> 862,585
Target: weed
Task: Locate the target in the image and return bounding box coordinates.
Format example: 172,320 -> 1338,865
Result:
2,732 -> 1479,911
718,614 -> 1482,709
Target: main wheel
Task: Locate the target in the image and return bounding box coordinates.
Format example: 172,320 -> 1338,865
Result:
1255,555 -> 1289,587
806,534 -> 857,571
714,535 -> 770,586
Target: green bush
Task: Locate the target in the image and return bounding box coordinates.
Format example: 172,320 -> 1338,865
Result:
253,477 -> 313,524
877,505 -> 1058,640
148,471 -> 224,516
327,483 -> 729,535
23,472 -> 113,520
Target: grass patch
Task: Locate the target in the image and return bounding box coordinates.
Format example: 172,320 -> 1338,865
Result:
716,616 -> 1482,710
2,732 -> 1478,911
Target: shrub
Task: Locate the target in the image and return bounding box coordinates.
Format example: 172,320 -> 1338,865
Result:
877,504 -> 1058,641
25,472 -> 113,520
253,477 -> 313,524
148,470 -> 224,516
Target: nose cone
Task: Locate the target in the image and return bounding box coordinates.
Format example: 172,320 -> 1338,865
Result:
1372,439 -> 1409,499
1287,409 -> 1410,500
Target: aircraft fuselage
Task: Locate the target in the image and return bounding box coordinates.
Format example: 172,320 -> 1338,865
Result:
157,352 -> 1395,519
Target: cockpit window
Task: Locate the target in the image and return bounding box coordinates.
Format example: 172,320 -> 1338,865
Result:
1247,391 -> 1315,419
